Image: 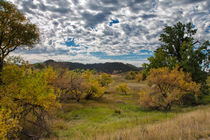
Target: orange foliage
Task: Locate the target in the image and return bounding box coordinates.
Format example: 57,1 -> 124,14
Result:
140,66 -> 200,110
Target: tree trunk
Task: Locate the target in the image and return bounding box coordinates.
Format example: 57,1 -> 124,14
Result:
165,103 -> 171,111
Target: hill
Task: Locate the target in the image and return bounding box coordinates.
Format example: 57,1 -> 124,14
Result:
33,60 -> 142,73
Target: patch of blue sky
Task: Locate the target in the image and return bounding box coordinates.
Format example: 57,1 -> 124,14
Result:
79,52 -> 88,55
205,26 -> 210,33
139,49 -> 153,54
109,19 -> 119,26
71,48 -> 81,51
65,38 -> 80,47
90,52 -> 152,61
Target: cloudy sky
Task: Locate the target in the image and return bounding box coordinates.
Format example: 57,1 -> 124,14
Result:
8,0 -> 210,66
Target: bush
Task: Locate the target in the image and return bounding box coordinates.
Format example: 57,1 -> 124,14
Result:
140,66 -> 200,110
85,80 -> 105,99
136,73 -> 143,82
116,83 -> 130,95
0,62 -> 60,139
125,71 -> 137,80
98,73 -> 112,87
54,69 -> 86,102
54,70 -> 108,101
83,70 -> 106,99
0,108 -> 20,139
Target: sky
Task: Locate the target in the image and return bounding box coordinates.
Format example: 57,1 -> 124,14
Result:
8,0 -> 210,67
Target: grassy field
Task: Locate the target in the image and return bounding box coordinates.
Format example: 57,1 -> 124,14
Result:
93,105 -> 210,140
49,75 -> 210,140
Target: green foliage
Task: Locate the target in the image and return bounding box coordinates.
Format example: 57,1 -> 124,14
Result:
0,60 -> 60,139
143,22 -> 209,85
140,67 -> 200,110
116,83 -> 130,95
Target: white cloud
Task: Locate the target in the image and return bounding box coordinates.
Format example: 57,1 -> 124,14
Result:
6,0 -> 210,66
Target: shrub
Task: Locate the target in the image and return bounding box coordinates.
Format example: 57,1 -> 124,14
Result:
0,62 -> 60,139
98,73 -> 112,87
116,83 -> 130,95
85,80 -> 105,99
140,66 -> 200,110
54,69 -> 86,102
125,71 -> 137,80
83,70 -> 106,99
136,73 -> 143,82
0,108 -> 20,139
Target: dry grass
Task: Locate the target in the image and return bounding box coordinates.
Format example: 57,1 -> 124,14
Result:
92,106 -> 210,140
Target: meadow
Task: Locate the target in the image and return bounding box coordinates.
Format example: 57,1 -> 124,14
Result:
49,75 -> 210,140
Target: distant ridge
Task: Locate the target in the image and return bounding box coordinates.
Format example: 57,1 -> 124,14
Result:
34,60 -> 142,74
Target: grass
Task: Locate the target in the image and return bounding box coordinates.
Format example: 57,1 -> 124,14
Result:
52,102 -> 176,139
47,75 -> 210,140
94,105 -> 210,140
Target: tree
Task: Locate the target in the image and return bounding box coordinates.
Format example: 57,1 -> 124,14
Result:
143,22 -> 209,85
0,1 -> 39,83
136,73 -> 143,82
85,80 -> 105,99
98,73 -> 112,87
0,108 -> 20,139
82,70 -> 105,99
54,69 -> 86,102
0,60 -> 60,139
125,71 -> 137,80
116,83 -> 130,95
140,67 -> 200,110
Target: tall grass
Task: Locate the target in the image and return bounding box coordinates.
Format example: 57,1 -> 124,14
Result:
92,106 -> 210,140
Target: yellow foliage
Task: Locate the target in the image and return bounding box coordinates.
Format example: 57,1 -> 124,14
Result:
140,66 -> 200,110
136,73 -> 143,82
54,69 -> 86,102
85,79 -> 106,99
116,83 -> 130,95
82,70 -> 106,99
98,73 -> 113,87
0,63 -> 60,138
0,108 -> 20,140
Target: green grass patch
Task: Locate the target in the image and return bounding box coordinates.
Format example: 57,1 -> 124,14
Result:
54,102 -> 177,140
51,74 -> 210,140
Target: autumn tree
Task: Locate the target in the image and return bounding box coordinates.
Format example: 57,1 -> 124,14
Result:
125,71 -> 137,80
143,22 -> 209,85
0,1 -> 39,83
0,59 -> 60,139
140,67 -> 200,110
83,70 -> 106,99
116,83 -> 130,95
136,73 -> 143,82
0,108 -> 20,139
98,73 -> 112,87
54,69 -> 86,102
